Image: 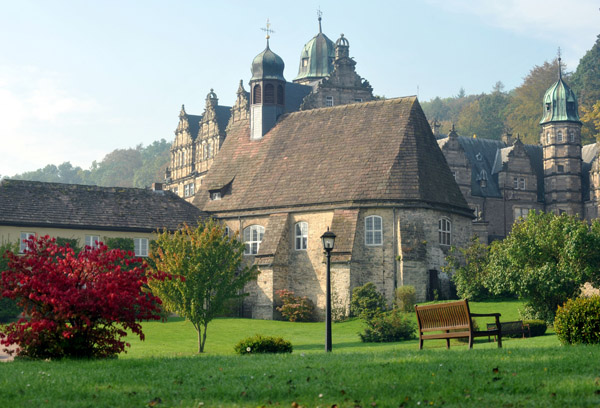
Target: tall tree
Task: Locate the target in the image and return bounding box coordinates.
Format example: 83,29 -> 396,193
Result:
506,59 -> 564,144
456,82 -> 511,140
571,34 -> 600,141
148,220 -> 258,353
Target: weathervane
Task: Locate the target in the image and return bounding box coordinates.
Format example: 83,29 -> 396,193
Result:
261,19 -> 274,44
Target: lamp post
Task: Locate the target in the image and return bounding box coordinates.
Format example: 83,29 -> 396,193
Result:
321,227 -> 336,352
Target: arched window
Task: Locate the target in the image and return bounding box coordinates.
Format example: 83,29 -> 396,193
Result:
243,225 -> 264,255
546,132 -> 551,144
295,222 -> 308,250
365,215 -> 383,246
557,130 -> 563,142
569,129 -> 575,142
277,85 -> 284,105
253,84 -> 261,104
264,83 -> 275,104
438,218 -> 451,246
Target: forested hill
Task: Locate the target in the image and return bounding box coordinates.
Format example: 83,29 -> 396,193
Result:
9,139 -> 170,189
421,34 -> 600,145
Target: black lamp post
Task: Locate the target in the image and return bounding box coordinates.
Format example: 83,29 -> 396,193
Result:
320,227 -> 336,352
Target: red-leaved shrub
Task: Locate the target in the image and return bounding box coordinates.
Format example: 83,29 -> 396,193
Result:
0,235 -> 167,359
276,289 -> 314,322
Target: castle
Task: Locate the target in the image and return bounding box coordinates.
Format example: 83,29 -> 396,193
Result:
162,18 -> 590,319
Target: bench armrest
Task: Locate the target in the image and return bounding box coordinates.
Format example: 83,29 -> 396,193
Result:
470,313 -> 501,317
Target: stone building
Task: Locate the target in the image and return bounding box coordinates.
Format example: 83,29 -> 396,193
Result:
159,18 -> 474,319
438,59 -> 597,242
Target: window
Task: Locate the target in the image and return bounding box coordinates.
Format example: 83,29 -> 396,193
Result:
514,207 -> 530,220
475,153 -> 483,161
264,84 -> 275,104
184,184 -> 190,197
546,132 -> 551,144
302,58 -> 308,67
558,164 -> 565,173
189,183 -> 195,196
557,130 -> 563,142
243,225 -> 264,255
295,222 -> 308,250
203,143 -> 208,160
253,84 -> 261,104
438,218 -> 451,246
224,226 -> 230,237
211,192 -> 221,200
134,238 -> 149,257
354,98 -> 363,103
569,129 -> 575,142
325,96 -> 334,107
19,232 -> 35,253
513,177 -> 526,190
452,171 -> 457,180
207,142 -> 213,158
365,215 -> 383,246
471,204 -> 481,220
545,102 -> 551,112
85,235 -> 100,249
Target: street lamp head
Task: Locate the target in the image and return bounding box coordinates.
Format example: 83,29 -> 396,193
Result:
320,227 -> 336,252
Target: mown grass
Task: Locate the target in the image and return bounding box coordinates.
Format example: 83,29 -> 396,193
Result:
1,300 -> 598,407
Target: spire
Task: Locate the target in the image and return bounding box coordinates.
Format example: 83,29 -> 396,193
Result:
317,8 -> 323,33
261,18 -> 274,47
179,104 -> 186,118
557,47 -> 562,80
237,80 -> 245,95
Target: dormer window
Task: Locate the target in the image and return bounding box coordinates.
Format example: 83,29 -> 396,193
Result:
211,192 -> 221,200
546,102 -> 551,112
302,58 -> 308,67
475,153 -> 483,161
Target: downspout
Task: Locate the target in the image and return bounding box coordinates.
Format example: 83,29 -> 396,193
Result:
393,207 -> 398,290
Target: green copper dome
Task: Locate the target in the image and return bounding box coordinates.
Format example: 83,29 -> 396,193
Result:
250,42 -> 285,82
540,75 -> 580,125
294,21 -> 335,82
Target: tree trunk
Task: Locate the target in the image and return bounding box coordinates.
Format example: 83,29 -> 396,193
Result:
197,327 -> 202,353
200,322 -> 208,353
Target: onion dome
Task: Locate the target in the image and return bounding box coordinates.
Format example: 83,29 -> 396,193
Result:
540,58 -> 580,125
250,41 -> 285,82
294,16 -> 335,82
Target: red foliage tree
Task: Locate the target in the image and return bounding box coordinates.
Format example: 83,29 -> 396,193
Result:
0,235 -> 167,359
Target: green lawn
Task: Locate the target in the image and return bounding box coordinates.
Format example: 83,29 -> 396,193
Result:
1,300 -> 598,407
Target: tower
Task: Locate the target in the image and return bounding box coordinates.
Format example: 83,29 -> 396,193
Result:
293,12 -> 335,86
249,22 -> 285,141
540,54 -> 583,216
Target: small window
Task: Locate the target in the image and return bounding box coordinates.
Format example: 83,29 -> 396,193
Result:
365,215 -> 383,246
207,142 -> 213,158
519,177 -> 526,190
354,98 -> 363,103
325,96 -> 334,107
438,218 -> 451,246
85,235 -> 100,249
452,171 -> 457,180
211,192 -> 221,200
224,226 -> 230,237
557,131 -> 563,142
184,184 -> 190,197
295,222 -> 308,250
471,204 -> 481,220
253,84 -> 261,104
513,177 -> 519,189
264,83 -> 275,104
546,132 -> 551,144
134,238 -> 149,257
189,183 -> 195,196
545,102 -> 551,112
203,143 -> 209,160
19,232 -> 35,253
302,58 -> 308,67
558,164 -> 565,173
513,207 -> 530,220
569,129 -> 575,142
243,225 -> 264,255
475,153 -> 483,161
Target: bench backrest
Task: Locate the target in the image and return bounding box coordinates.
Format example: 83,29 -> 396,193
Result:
415,300 -> 472,332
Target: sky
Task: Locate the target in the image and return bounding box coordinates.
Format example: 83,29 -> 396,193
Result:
0,0 -> 598,177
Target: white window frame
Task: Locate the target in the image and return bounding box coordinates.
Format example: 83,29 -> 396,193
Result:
295,222 -> 308,251
325,96 -> 334,107
211,192 -> 221,200
519,177 -> 526,190
134,238 -> 149,257
557,130 -> 563,142
365,215 -> 383,246
85,235 -> 100,249
19,232 -> 35,253
189,183 -> 195,196
513,207 -> 530,221
438,218 -> 451,246
243,225 -> 264,255
184,184 -> 190,197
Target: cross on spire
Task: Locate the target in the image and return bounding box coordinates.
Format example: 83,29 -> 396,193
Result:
317,7 -> 323,33
261,18 -> 274,44
557,47 -> 562,79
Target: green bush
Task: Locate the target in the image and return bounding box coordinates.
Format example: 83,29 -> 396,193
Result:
55,237 -> 81,253
104,237 -> 134,252
275,289 -> 314,322
456,319 -> 479,343
0,241 -> 21,322
395,285 -> 416,312
554,296 -> 600,345
359,310 -> 417,343
524,319 -> 547,337
350,282 -> 386,320
234,334 -> 293,354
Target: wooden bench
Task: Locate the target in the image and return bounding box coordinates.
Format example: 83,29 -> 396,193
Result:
487,320 -> 530,342
414,299 -> 502,349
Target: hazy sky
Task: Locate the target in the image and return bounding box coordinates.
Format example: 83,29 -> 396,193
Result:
1,0 -> 598,177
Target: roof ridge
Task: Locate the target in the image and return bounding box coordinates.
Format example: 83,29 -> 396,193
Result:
282,96 -> 416,119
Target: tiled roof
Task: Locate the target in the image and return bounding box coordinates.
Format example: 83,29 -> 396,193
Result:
214,106 -> 232,133
195,97 -> 470,216
185,114 -> 202,141
0,180 -> 206,232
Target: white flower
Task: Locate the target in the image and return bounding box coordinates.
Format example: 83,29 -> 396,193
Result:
246,347 -> 251,352
318,393 -> 323,398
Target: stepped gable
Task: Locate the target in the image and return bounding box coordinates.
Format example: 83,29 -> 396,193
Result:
0,180 -> 205,232
195,97 -> 470,215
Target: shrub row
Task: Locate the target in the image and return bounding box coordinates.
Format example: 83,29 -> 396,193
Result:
234,334 -> 292,354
